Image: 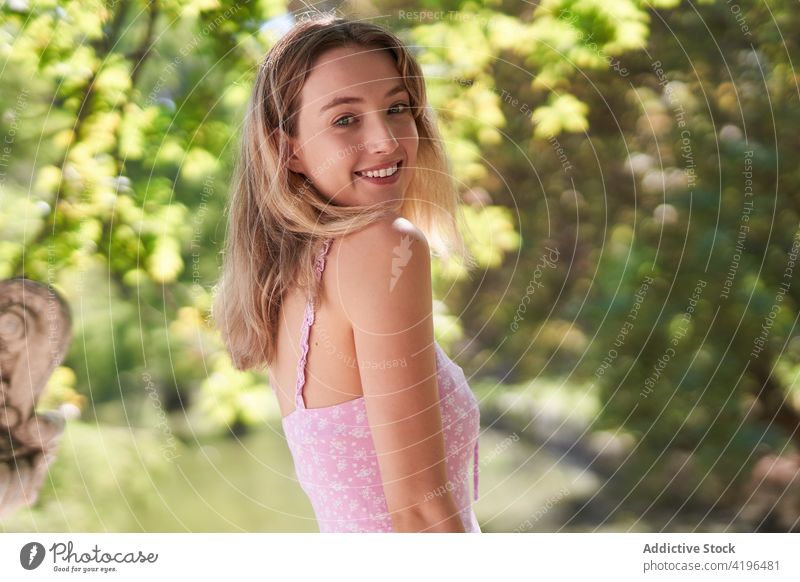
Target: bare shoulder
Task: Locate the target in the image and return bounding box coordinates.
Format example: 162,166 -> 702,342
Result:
333,216 -> 431,328
339,215 -> 428,257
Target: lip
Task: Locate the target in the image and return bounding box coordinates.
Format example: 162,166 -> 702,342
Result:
354,159 -> 403,175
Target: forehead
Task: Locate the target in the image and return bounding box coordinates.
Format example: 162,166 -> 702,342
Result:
299,46 -> 405,110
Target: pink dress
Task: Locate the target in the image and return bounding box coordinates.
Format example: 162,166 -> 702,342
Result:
280,237 -> 481,533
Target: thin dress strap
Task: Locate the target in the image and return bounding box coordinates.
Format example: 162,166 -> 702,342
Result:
294,237 -> 334,411
473,439 -> 480,502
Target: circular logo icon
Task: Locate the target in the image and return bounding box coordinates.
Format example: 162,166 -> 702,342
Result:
20,542 -> 46,570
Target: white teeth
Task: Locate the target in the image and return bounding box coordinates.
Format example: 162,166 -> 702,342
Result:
358,163 -> 399,178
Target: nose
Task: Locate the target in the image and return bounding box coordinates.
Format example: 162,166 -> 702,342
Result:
363,112 -> 399,155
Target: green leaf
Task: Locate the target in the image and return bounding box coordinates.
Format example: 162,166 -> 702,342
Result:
462,205 -> 521,267
532,93 -> 589,138
148,236 -> 184,283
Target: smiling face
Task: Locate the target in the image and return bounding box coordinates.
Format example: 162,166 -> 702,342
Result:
284,45 -> 420,207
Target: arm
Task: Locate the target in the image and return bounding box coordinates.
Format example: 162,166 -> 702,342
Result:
337,217 -> 466,533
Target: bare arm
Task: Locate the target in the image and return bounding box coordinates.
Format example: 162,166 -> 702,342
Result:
337,217 -> 465,533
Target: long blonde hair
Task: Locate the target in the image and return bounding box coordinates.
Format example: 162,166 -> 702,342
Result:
213,12 -> 474,371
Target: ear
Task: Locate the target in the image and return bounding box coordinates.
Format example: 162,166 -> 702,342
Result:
283,133 -> 305,175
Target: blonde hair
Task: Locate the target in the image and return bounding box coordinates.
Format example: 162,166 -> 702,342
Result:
213,12 -> 475,371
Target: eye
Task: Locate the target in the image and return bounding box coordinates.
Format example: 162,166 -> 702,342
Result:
388,102 -> 411,114
333,114 -> 356,128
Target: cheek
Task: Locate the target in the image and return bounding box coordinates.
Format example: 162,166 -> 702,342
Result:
402,123 -> 419,160
306,136 -> 347,180
403,117 -> 419,139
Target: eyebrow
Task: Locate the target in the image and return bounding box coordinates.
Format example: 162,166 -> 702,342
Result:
319,83 -> 409,114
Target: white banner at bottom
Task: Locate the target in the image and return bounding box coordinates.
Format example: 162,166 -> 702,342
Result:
0,533 -> 797,581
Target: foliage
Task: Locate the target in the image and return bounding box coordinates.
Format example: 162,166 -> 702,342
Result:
3,0 -> 799,525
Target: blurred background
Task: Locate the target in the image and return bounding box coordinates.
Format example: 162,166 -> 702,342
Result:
1,0 -> 799,532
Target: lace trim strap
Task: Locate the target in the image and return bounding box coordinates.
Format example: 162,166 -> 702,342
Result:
294,238 -> 334,410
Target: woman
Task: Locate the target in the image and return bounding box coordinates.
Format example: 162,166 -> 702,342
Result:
213,12 -> 481,533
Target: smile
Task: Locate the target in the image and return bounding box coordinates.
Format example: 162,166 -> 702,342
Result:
354,161 -> 401,178
354,162 -> 403,184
